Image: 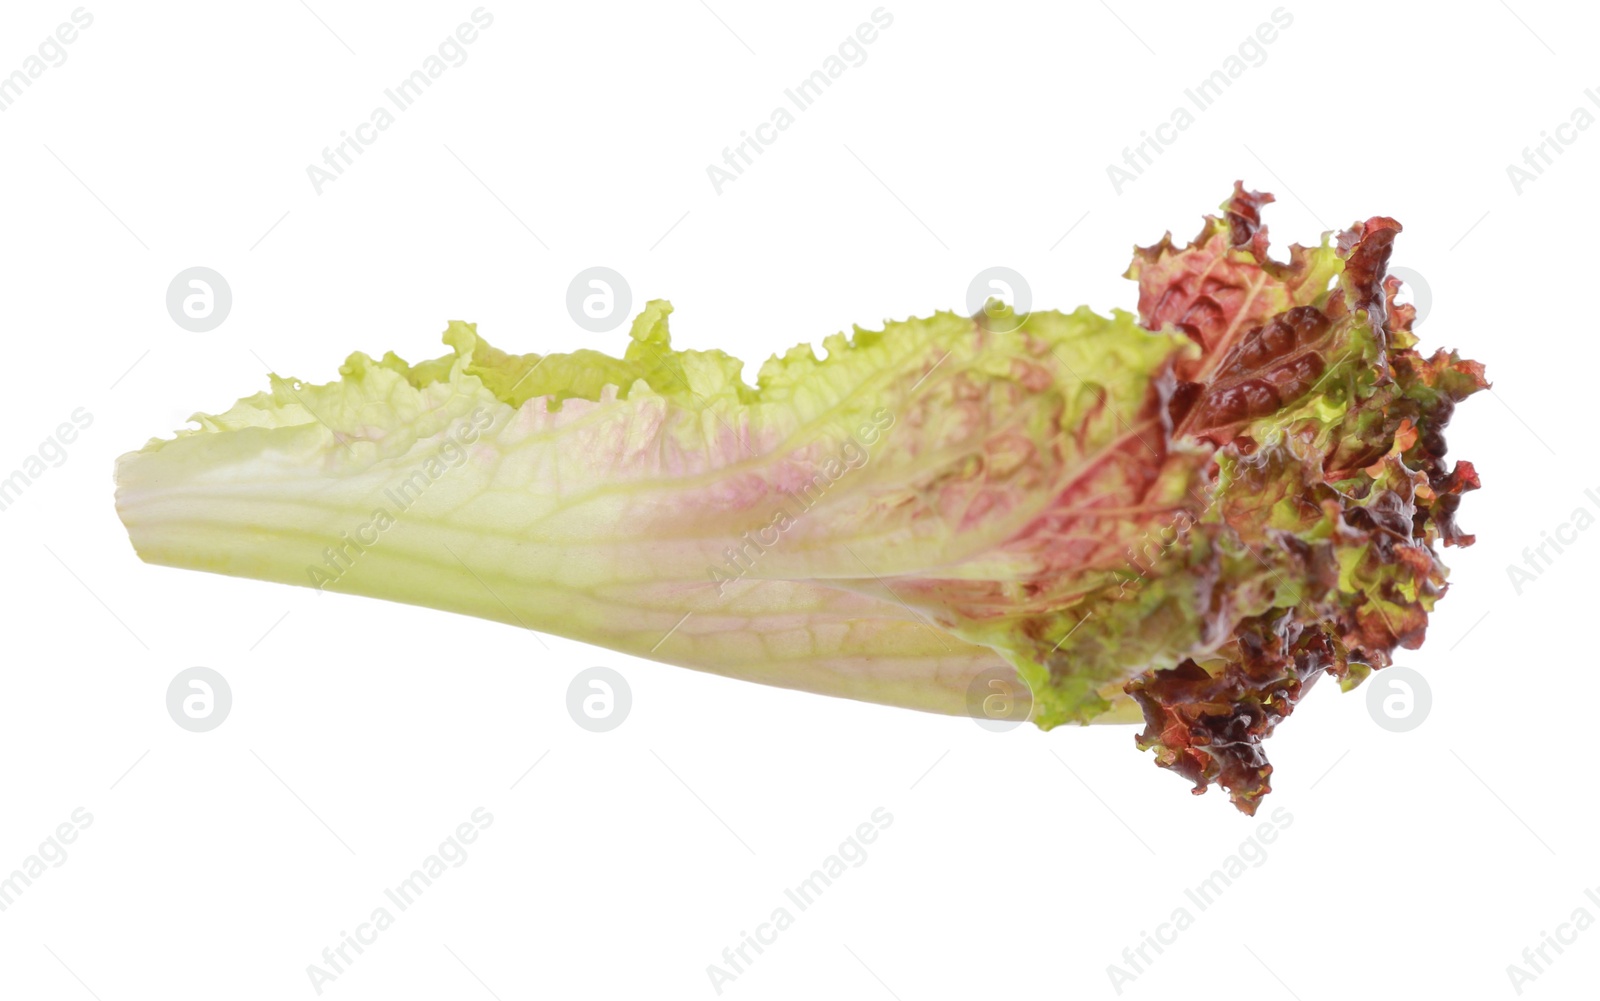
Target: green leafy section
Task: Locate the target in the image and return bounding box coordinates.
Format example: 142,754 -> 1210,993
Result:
117,293 -> 1212,720
114,185 -> 1484,812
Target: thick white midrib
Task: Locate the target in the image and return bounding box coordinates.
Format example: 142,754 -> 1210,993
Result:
124,501 -> 1008,715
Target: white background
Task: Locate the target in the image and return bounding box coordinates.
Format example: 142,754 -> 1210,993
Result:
1,1 -> 1595,998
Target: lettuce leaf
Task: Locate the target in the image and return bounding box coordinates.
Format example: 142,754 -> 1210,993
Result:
114,184 -> 1484,811
1120,187 -> 1485,811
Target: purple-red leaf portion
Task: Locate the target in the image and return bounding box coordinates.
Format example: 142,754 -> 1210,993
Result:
1122,185 -> 1486,812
